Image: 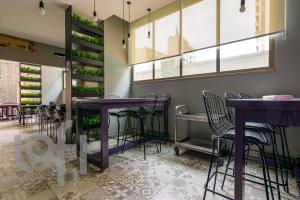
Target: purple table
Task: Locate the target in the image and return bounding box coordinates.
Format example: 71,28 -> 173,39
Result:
227,98 -> 300,199
0,104 -> 18,121
76,98 -> 169,170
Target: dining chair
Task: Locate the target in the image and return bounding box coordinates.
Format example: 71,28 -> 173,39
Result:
203,90 -> 274,200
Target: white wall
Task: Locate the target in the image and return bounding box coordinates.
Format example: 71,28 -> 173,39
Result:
42,66 -> 64,105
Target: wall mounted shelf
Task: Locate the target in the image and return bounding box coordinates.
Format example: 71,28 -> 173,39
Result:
65,6 -> 105,141
19,63 -> 42,107
72,37 -> 103,53
72,74 -> 104,82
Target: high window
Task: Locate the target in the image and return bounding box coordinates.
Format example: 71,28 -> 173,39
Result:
131,0 -> 285,81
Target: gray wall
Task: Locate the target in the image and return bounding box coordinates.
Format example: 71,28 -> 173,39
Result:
104,15 -> 131,98
0,42 -> 65,68
41,66 -> 64,105
104,15 -> 131,134
131,0 -> 300,157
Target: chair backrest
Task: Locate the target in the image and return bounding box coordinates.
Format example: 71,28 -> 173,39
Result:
156,94 -> 171,109
239,92 -> 252,99
224,92 -> 239,123
140,93 -> 158,111
203,90 -> 234,136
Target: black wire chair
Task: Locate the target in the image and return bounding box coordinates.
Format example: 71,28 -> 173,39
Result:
106,95 -> 130,153
239,92 -> 292,193
239,92 -> 253,99
225,92 -> 284,199
203,90 -> 274,200
151,94 -> 172,148
122,94 -> 159,160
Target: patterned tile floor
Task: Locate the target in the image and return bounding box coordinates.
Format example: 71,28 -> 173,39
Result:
0,121 -> 299,200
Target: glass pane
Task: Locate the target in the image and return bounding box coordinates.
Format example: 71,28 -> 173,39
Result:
155,11 -> 180,59
220,36 -> 270,71
155,56 -> 180,79
182,0 -> 216,52
183,48 -> 217,75
131,23 -> 153,64
221,0 -> 268,44
133,62 -> 153,81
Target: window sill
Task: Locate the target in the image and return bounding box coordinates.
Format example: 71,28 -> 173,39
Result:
132,67 -> 275,84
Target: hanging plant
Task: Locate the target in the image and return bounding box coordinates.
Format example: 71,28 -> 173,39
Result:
20,66 -> 41,74
21,93 -> 41,97
72,13 -> 102,30
72,49 -> 104,62
21,100 -> 41,105
72,32 -> 103,46
20,76 -> 41,82
73,67 -> 103,77
72,85 -> 104,94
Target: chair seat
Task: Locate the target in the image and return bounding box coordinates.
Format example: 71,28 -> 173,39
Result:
223,129 -> 270,145
245,122 -> 274,132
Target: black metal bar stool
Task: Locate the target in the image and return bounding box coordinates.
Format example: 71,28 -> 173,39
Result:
202,90 -> 274,200
239,92 -> 292,193
225,92 -> 283,199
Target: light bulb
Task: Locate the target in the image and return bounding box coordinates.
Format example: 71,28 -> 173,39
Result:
147,31 -> 151,39
40,7 -> 46,16
39,1 -> 45,16
127,33 -> 131,42
240,4 -> 246,12
93,11 -> 98,22
122,39 -> 126,49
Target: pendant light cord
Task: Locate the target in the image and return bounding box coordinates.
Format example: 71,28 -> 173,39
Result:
147,8 -> 151,38
123,0 -> 125,40
94,0 -> 96,12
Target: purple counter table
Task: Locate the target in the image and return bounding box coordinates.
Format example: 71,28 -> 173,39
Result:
75,98 -> 169,170
227,98 -> 300,200
0,104 -> 18,121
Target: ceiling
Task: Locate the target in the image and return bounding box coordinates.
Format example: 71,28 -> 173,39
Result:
0,0 -> 175,48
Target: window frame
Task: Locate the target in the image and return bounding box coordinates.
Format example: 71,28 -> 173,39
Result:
133,38 -> 275,83
132,0 -> 277,83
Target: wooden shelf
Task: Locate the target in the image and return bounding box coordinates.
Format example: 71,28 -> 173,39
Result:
72,92 -> 104,98
20,70 -> 41,75
21,96 -> 41,98
72,56 -> 104,68
72,74 -> 103,82
72,19 -> 103,37
20,87 -> 41,91
20,79 -> 41,83
72,37 -> 103,53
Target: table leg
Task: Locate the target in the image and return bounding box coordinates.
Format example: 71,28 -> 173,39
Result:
22,108 -> 25,126
163,105 -> 169,134
76,108 -> 84,157
234,109 -> 245,200
101,106 -> 109,169
19,108 -> 21,124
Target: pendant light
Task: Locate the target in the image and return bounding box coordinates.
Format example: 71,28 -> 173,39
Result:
122,0 -> 126,49
39,0 -> 46,16
93,0 -> 98,22
127,1 -> 131,42
147,8 -> 151,39
240,0 -> 246,12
